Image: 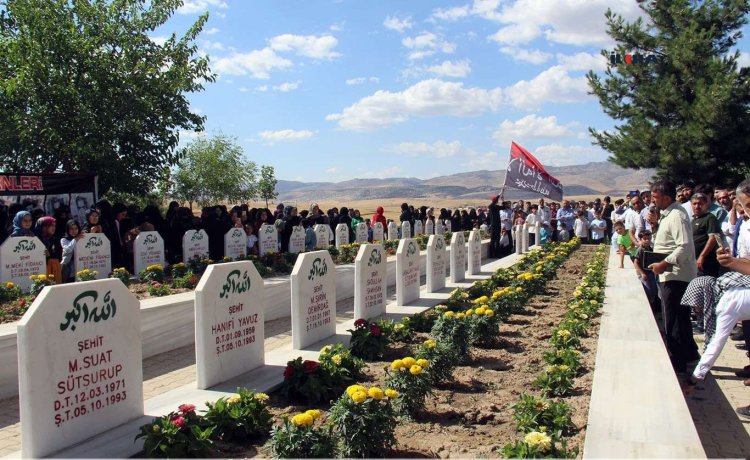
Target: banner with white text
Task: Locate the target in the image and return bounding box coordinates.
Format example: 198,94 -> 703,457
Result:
504,142 -> 563,202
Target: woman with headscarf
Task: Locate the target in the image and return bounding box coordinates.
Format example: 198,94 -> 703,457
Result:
11,210 -> 34,237
338,207 -> 353,242
82,209 -> 103,233
61,220 -> 83,283
35,216 -> 62,282
372,206 -> 387,238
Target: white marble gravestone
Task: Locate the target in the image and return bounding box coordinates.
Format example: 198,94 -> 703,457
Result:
353,244 -> 386,320
259,223 -> 278,255
396,238 -> 420,306
74,234 -> 111,280
414,220 -> 423,236
521,224 -> 530,253
373,222 -> 384,242
291,251 -> 336,349
289,226 -> 306,254
435,221 -> 445,236
387,222 -> 398,240
426,235 -> 447,293
224,227 -> 247,260
335,224 -> 349,247
195,261 -> 264,389
182,229 -> 209,263
355,223 -> 368,243
468,230 -> 482,275
133,231 -> 165,278
444,220 -> 452,233
18,279 -> 142,458
425,220 -> 434,236
0,236 -> 46,292
314,224 -> 330,249
450,231 -> 467,283
401,221 -> 411,239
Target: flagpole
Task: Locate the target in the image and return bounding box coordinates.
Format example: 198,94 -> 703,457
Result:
500,142 -> 513,201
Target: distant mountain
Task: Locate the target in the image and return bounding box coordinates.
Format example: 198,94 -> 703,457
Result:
276,161 -> 656,202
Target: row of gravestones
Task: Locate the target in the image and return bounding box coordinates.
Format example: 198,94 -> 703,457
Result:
15,229 -> 485,457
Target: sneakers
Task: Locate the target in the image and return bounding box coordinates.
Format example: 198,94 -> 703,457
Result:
736,343 -> 748,351
731,330 -> 745,341
736,405 -> 750,419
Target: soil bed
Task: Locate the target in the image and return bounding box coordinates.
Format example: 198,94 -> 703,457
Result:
248,245 -> 604,458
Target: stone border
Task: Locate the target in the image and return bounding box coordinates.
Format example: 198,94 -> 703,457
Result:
582,247 -> 705,458
0,241 -> 490,400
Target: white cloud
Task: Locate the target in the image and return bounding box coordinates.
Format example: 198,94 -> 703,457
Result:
462,151 -> 502,170
402,32 -> 456,60
330,22 -> 345,32
268,34 -> 341,59
255,85 -> 268,92
736,51 -> 750,68
489,0 -> 642,47
533,144 -> 609,166
239,87 -> 249,93
213,48 -> 293,79
205,27 -> 220,35
326,167 -> 338,173
345,76 -> 380,85
471,0 -> 503,21
178,0 -> 228,14
326,79 -> 503,131
499,47 -> 551,64
149,36 -> 168,46
273,80 -> 302,92
358,166 -> 404,178
430,5 -> 471,21
493,114 -> 574,146
201,40 -> 225,51
390,140 -> 464,158
428,59 -> 471,78
504,65 -> 589,110
258,129 -> 315,144
556,52 -> 608,71
383,16 -> 413,33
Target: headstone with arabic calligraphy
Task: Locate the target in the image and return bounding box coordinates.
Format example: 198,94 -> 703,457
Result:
450,231 -> 467,283
372,222 -> 384,242
290,251 -> 336,349
133,231 -> 165,278
259,224 -> 278,255
182,230 -> 210,263
426,235 -> 446,293
396,238 -> 420,306
353,244 -> 386,320
224,227 -> 247,260
0,236 -> 46,291
74,234 -> 111,280
468,230 -> 482,275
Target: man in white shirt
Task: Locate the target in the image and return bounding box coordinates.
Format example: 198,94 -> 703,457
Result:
625,196 -> 645,245
537,198 -> 550,227
525,205 -> 539,245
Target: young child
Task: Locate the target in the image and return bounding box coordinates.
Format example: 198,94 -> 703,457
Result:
302,218 -> 317,252
245,223 -> 258,256
558,222 -> 570,242
633,229 -> 660,313
573,210 -> 590,244
590,210 -> 607,245
614,221 -> 637,268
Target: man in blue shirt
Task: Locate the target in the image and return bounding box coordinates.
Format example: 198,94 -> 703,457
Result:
556,200 -> 575,232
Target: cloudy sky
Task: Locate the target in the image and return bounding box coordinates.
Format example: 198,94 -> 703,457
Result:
161,0 -> 750,182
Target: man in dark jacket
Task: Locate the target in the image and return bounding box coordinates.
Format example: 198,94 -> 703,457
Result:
488,195 -> 502,258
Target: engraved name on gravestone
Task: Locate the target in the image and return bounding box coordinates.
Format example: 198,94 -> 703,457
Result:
259,224 -> 278,255
353,244 -> 386,320
314,224 -> 330,249
224,227 -> 247,260
396,238 -> 420,306
414,220 -> 423,236
291,251 -> 336,349
0,236 -> 45,291
425,220 -> 434,236
373,222 -> 384,242
468,230 -> 482,275
426,235 -> 446,293
401,221 -> 411,239
183,230 -> 209,263
387,222 -> 398,241
195,261 -> 264,389
289,226 -> 306,254
450,231 -> 467,283
18,279 -> 143,458
355,222 -> 368,243
74,234 -> 111,280
335,224 -> 349,248
444,220 -> 452,233
134,231 -> 165,278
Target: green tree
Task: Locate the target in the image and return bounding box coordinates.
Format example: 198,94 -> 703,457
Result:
257,165 -> 278,208
171,134 -> 257,210
587,0 -> 750,186
0,0 -> 214,193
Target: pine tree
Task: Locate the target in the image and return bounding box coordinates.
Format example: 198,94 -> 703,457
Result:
588,0 -> 750,186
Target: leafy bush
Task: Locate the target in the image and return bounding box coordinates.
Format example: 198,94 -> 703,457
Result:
76,268 -> 98,281
549,328 -> 580,349
416,339 -> 457,385
140,264 -> 165,283
319,342 -> 365,383
501,430 -> 577,458
169,262 -> 188,278
329,385 -> 398,458
203,389 -> 272,442
147,281 -> 172,297
511,393 -> 573,436
186,256 -> 212,275
431,311 -> 472,363
270,411 -> 335,458
135,404 -> 214,458
467,304 -> 501,346
0,281 -> 22,302
110,267 -> 131,286
541,348 -> 582,376
384,357 -> 433,417
173,272 -> 200,289
281,357 -> 342,404
348,318 -> 390,360
535,365 -> 576,397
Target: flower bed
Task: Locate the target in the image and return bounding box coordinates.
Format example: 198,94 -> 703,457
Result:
133,239 -> 608,458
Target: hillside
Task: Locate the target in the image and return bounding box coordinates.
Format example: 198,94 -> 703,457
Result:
276,161 -> 656,203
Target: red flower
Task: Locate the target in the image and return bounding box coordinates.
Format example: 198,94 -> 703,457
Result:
354,318 -> 367,329
19,298 -> 26,307
283,365 -> 295,378
369,324 -> 381,337
178,404 -> 195,414
171,416 -> 186,429
302,360 -> 319,373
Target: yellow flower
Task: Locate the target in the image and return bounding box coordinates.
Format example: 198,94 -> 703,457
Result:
402,357 -> 416,368
4,282 -> 13,289
546,365 -> 555,374
456,312 -> 466,319
410,364 -> 423,376
444,311 -> 455,318
515,287 -> 522,292
331,354 -> 342,365
385,389 -> 399,399
590,300 -> 598,305
416,358 -> 429,368
346,384 -> 366,397
424,339 -> 436,349
558,365 -> 570,372
556,349 -> 565,358
291,413 -> 314,427
484,309 -> 494,317
524,431 -> 552,452
475,307 -> 486,315
254,392 -> 269,401
368,387 -> 384,400
473,295 -> 489,304
391,359 -> 404,370
320,345 -> 332,354
38,274 -> 47,281
557,329 -> 571,339
395,323 -> 405,330
465,309 -> 474,316
534,400 -> 549,411
305,409 -> 322,420
227,395 -> 241,404
350,390 -> 367,404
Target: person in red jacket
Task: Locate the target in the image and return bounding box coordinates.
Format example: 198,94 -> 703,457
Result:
372,206 -> 387,237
